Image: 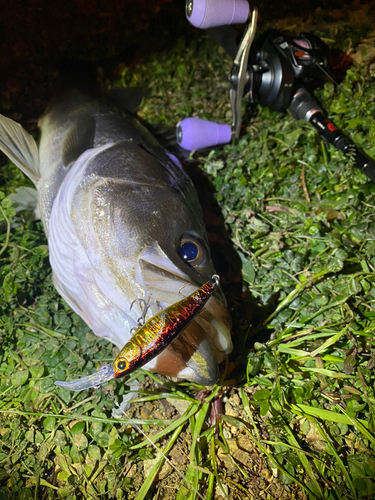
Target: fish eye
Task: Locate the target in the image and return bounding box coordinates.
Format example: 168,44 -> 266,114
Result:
178,237 -> 206,267
116,359 -> 128,372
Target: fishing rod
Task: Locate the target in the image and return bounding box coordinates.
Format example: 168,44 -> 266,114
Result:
177,0 -> 375,183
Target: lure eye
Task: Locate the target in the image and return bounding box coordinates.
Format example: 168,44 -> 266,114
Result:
116,359 -> 128,372
178,237 -> 206,267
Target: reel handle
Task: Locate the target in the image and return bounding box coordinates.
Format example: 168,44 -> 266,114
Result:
177,8 -> 258,151
177,117 -> 232,151
186,0 -> 250,29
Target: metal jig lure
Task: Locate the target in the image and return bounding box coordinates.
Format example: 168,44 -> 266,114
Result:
54,274 -> 220,391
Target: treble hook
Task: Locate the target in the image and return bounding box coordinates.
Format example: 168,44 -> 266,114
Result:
130,297 -> 152,333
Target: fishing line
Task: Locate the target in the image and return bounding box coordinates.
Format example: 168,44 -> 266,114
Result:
97,384 -> 207,500
178,282 -> 190,296
315,62 -> 372,119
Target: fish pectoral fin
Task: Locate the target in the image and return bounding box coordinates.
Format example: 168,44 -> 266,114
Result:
62,115 -> 96,167
8,186 -> 39,217
0,114 -> 40,185
54,363 -> 115,391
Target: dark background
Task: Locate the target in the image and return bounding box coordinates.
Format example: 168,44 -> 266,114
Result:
0,0 -> 372,117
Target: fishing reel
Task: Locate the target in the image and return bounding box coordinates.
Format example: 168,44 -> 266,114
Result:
177,0 -> 375,183
245,29 -> 329,112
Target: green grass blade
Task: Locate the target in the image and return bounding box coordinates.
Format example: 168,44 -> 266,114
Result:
298,367 -> 355,379
175,404 -> 210,500
0,408 -> 170,426
316,423 -> 357,500
191,403 -> 209,462
135,423 -> 184,500
309,327 -> 347,357
290,403 -> 369,428
270,406 -> 322,497
130,403 -> 198,450
340,408 -> 375,445
206,472 -> 215,500
244,429 -> 321,500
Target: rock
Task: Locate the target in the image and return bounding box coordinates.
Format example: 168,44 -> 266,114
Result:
169,446 -> 189,466
166,398 -> 191,416
222,427 -> 232,440
127,464 -> 137,478
305,422 -> 327,452
230,392 -> 240,408
224,403 -> 239,419
215,483 -> 229,497
143,457 -> 173,481
271,467 -> 279,477
217,435 -> 254,469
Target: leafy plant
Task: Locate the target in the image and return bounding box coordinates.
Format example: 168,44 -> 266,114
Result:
1,6 -> 375,499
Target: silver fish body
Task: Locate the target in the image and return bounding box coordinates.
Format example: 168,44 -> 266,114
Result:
0,90 -> 233,384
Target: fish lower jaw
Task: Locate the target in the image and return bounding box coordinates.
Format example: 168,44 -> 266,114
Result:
194,315 -> 233,362
148,334 -> 220,387
141,308 -> 232,386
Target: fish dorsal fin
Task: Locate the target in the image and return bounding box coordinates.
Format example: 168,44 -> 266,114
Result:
105,87 -> 147,114
0,114 -> 40,185
62,115 -> 96,167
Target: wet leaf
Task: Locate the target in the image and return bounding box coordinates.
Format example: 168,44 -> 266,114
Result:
72,433 -> 88,451
343,354 -> 357,375
43,416 -> 56,431
11,370 -> 29,387
71,421 -> 85,436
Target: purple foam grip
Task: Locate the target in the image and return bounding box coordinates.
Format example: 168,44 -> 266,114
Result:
186,0 -> 250,29
177,117 -> 232,151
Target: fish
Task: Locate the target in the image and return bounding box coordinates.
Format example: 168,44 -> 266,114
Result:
54,275 -> 220,391
0,89 -> 233,385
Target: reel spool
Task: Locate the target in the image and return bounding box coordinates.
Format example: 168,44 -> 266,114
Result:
248,30 -> 329,112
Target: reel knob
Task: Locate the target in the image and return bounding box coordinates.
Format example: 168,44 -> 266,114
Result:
177,117 -> 232,151
186,0 -> 250,29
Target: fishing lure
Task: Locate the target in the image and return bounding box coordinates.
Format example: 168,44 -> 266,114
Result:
55,274 -> 220,391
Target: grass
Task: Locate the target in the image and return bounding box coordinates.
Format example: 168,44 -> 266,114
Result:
1,6 -> 375,500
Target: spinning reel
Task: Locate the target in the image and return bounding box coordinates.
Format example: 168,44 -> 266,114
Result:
177,0 -> 375,183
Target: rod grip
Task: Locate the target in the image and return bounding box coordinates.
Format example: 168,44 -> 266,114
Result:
177,118 -> 232,151
291,89 -> 375,184
186,0 -> 250,29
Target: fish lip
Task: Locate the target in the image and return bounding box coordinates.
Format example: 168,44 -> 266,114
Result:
54,363 -> 115,391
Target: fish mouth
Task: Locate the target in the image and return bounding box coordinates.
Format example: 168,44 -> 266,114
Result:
138,251 -> 233,386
